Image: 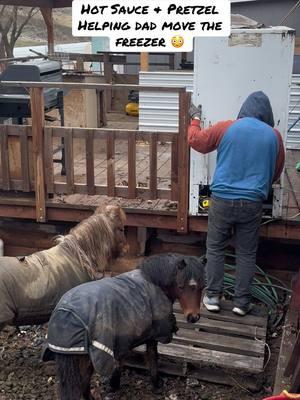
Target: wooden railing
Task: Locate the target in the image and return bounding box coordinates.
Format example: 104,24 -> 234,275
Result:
0,82 -> 190,232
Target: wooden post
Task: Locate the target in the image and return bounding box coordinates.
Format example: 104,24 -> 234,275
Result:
96,89 -> 107,127
103,53 -> 113,111
140,52 -> 149,71
273,271 -> 300,394
30,87 -> 46,222
177,91 -> 191,233
40,8 -> 54,55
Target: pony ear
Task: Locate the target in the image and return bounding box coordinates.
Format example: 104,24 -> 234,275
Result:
178,259 -> 187,270
199,255 -> 207,265
104,206 -> 126,224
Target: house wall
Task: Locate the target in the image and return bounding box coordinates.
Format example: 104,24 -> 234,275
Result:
232,0 -> 300,34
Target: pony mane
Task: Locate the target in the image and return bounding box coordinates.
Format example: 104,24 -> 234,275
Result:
55,213 -> 116,279
139,253 -> 205,288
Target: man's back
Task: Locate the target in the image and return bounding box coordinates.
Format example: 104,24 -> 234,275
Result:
211,116 -> 278,201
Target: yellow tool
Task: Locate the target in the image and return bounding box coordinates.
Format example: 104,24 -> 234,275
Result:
199,197 -> 210,210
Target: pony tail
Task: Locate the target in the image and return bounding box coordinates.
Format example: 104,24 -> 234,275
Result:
56,354 -> 82,400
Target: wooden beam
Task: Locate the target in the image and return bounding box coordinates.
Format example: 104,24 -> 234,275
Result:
40,7 -> 54,54
177,91 -> 190,233
0,81 -> 186,93
140,52 -> 149,71
0,125 -> 10,190
86,130 -> 95,195
30,87 -> 46,222
103,52 -> 113,111
149,134 -> 157,199
128,133 -> 136,199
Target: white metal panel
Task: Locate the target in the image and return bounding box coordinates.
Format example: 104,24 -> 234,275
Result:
190,27 -> 295,216
139,71 -> 193,132
287,74 -> 300,149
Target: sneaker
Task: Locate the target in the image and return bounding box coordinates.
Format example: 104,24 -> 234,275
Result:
232,303 -> 254,316
203,294 -> 220,312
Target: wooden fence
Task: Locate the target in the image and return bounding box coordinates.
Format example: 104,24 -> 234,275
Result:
0,82 -> 190,232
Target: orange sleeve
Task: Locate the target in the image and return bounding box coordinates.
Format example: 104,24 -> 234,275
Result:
188,119 -> 234,154
273,129 -> 285,182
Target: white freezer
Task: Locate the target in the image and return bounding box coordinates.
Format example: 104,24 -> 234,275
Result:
190,27 -> 295,217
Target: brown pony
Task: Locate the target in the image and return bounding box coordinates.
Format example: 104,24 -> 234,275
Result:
0,205 -> 126,331
42,254 -> 206,400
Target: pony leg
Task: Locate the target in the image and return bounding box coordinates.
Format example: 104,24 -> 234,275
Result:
55,354 -> 82,400
109,361 -> 122,392
79,355 -> 95,400
146,340 -> 163,392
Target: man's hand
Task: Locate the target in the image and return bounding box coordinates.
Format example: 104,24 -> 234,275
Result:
189,103 -> 202,120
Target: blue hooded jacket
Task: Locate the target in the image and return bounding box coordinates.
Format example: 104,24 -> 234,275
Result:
211,91 -> 279,201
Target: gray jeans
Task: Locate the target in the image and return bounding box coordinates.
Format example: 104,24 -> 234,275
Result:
206,196 -> 263,308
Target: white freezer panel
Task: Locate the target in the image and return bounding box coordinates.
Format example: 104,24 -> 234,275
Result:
190,28 -> 295,216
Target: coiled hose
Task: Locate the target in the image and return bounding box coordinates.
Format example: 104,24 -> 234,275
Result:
224,254 -> 291,327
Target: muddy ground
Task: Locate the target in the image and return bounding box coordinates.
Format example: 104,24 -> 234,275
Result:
0,324 -> 281,400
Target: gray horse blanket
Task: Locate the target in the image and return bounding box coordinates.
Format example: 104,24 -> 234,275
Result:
0,245 -> 90,326
42,269 -> 176,377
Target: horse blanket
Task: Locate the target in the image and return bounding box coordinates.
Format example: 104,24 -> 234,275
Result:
0,245 -> 91,326
42,269 -> 176,377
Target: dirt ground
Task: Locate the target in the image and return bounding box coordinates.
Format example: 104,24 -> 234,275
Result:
0,324 -> 281,400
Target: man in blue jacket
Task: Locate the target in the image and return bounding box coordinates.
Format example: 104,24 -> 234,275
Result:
188,91 -> 285,315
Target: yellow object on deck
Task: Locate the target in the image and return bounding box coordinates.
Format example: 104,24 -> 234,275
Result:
125,102 -> 139,116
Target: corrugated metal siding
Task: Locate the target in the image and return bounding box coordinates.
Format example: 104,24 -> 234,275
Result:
139,71 -> 193,132
287,74 -> 300,149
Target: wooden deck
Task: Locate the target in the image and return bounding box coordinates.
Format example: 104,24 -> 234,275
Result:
124,299 -> 268,391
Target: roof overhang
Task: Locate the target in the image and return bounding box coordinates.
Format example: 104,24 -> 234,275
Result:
0,0 -> 71,7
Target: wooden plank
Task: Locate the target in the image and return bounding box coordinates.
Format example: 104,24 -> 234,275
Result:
290,356 -> 300,392
86,130 -> 95,195
171,135 -> 178,201
175,314 -> 266,339
135,342 -> 264,373
197,301 -> 268,328
1,81 -> 187,93
30,87 -> 46,222
127,133 -> 136,199
6,124 -> 30,136
140,52 -> 149,71
40,7 -> 54,54
107,133 -> 115,196
64,128 -> 74,195
53,182 -> 171,200
173,328 -> 264,357
149,133 -> 157,199
103,52 -> 113,111
274,296 -> 300,393
96,89 -> 107,127
177,91 -> 190,233
124,354 -> 263,391
44,127 -> 54,194
1,125 -> 10,190
51,126 -> 176,142
20,127 -> 30,192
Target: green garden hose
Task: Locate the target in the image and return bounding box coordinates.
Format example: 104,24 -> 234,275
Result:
221,253 -> 291,321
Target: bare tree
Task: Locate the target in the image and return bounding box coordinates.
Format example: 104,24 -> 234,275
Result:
0,6 -> 39,59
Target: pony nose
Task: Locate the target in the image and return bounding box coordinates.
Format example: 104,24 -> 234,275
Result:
187,313 -> 200,323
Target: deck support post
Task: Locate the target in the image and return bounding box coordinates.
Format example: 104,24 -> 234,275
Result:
177,91 -> 191,233
30,87 -> 46,222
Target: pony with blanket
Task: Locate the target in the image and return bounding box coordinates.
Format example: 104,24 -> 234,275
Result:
0,205 -> 127,331
42,253 -> 206,400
